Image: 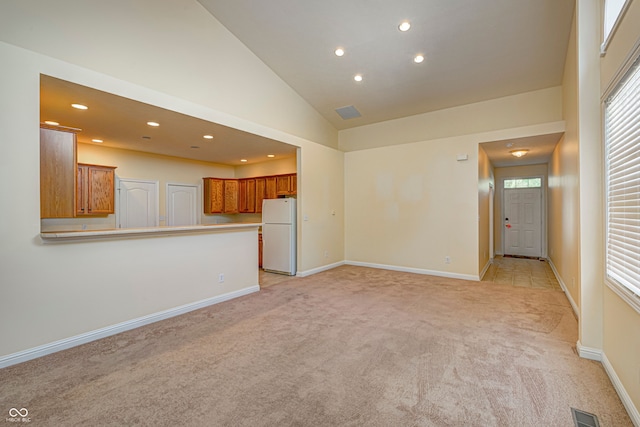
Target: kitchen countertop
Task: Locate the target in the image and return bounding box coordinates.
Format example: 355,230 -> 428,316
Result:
40,223 -> 262,243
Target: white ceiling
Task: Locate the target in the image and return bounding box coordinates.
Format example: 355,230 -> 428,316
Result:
40,1 -> 575,168
198,0 -> 575,130
480,133 -> 564,168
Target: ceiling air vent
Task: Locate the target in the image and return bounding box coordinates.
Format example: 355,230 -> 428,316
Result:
335,105 -> 361,120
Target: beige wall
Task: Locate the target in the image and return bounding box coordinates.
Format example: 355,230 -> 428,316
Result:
477,146 -> 494,276
493,164 -> 549,257
345,137 -> 480,279
235,156 -> 296,178
549,9 -> 581,314
344,117 -> 563,280
0,1 -> 344,360
599,0 -> 640,418
339,87 -> 563,152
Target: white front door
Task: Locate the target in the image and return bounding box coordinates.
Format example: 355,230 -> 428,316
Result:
118,179 -> 158,228
504,188 -> 542,257
166,183 -> 198,226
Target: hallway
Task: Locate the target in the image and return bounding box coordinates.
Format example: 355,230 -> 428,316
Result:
483,255 -> 562,290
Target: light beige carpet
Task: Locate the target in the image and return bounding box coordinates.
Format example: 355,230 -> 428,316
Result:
0,266 -> 632,426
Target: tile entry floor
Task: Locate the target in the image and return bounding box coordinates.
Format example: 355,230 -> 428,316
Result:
482,255 -> 562,290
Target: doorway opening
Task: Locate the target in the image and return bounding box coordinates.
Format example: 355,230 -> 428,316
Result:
502,177 -> 544,258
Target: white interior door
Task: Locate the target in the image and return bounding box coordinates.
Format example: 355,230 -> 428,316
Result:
504,188 -> 542,257
118,179 -> 158,228
167,183 -> 198,226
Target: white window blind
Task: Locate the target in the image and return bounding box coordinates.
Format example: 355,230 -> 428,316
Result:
605,56 -> 640,297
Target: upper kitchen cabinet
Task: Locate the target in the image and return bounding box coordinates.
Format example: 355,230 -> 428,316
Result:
40,127 -> 77,218
223,180 -> 239,213
239,179 -> 256,213
255,178 -> 266,213
76,163 -> 116,216
276,174 -> 297,196
203,178 -> 224,213
265,177 -> 278,199
203,178 -> 239,214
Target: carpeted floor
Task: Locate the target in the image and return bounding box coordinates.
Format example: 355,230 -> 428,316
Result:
0,265 -> 632,426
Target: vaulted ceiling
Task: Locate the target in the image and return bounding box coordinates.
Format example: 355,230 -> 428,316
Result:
40,1 -> 575,166
198,0 -> 575,130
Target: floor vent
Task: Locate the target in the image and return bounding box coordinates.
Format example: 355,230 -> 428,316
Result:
571,408 -> 600,427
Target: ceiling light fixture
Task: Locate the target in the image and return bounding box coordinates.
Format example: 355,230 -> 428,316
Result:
203,135 -> 214,139
240,159 -> 248,163
44,121 -> 59,126
71,103 -> 88,110
414,54 -> 425,64
510,149 -> 529,158
147,121 -> 160,127
399,21 -> 411,32
354,74 -> 363,82
334,48 -> 345,57
91,139 -> 103,143
267,154 -> 275,158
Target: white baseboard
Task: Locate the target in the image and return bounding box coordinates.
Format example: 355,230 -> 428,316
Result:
296,261 -> 345,277
547,259 -> 580,319
0,285 -> 260,369
602,352 -> 640,426
480,258 -> 492,280
577,341 -> 603,361
345,260 -> 480,281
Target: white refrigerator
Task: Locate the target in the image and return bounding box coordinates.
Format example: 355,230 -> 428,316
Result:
262,198 -> 297,275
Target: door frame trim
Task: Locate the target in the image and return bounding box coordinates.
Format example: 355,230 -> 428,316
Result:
499,175 -> 547,258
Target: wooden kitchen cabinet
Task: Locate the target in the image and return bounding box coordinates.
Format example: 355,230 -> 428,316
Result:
40,127 -> 77,218
223,179 -> 239,213
276,174 -> 297,196
76,163 -> 116,216
258,233 -> 263,268
203,178 -> 239,213
265,176 -> 278,199
255,178 -> 266,213
239,179 -> 256,213
203,178 -> 224,213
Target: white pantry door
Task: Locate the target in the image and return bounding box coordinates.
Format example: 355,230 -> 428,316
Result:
504,188 -> 542,257
118,179 -> 158,228
166,183 -> 198,226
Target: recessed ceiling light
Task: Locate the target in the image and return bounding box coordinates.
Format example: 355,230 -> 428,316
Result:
71,103 -> 88,110
334,48 -> 345,57
354,74 -> 363,82
147,121 -> 159,127
267,154 -> 275,158
91,139 -> 103,143
414,54 -> 425,64
44,121 -> 59,126
240,159 -> 248,163
510,149 -> 529,158
203,135 -> 214,139
399,21 -> 411,32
